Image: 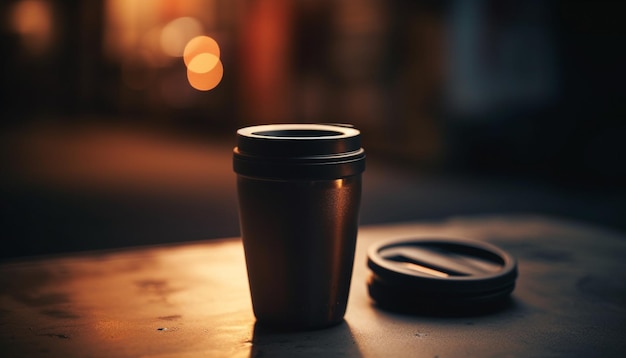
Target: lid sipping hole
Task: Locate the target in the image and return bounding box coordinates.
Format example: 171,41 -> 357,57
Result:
385,254 -> 469,277
393,259 -> 451,278
382,246 -> 504,277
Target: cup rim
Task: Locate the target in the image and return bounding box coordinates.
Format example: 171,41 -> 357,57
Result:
237,124 -> 360,140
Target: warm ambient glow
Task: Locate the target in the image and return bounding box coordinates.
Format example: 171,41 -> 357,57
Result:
160,17 -> 204,57
183,35 -> 223,91
10,0 -> 54,55
101,1 -> 224,100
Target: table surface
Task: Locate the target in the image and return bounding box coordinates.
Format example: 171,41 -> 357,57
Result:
1,215 -> 625,357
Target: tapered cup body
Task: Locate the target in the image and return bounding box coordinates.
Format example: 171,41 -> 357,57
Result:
237,175 -> 361,329
233,124 -> 365,329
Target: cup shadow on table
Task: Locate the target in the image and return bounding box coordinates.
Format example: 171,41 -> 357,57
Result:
248,320 -> 363,358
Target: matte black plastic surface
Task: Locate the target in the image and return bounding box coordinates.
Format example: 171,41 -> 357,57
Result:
367,237 -> 518,313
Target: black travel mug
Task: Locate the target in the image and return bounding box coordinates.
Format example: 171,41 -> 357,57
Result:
233,124 -> 366,329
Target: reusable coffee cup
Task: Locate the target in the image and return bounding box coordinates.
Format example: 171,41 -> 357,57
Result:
233,123 -> 366,329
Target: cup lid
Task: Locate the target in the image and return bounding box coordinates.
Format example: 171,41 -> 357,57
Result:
367,237 -> 518,313
233,124 -> 365,179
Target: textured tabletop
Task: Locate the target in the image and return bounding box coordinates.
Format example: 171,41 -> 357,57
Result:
1,215 -> 625,357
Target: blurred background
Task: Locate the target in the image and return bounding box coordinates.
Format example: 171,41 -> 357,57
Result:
1,0 -> 625,258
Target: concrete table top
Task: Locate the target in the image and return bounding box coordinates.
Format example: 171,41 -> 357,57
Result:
1,215 -> 625,357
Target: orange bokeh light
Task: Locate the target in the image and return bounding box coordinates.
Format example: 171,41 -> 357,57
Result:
183,35 -> 223,91
183,36 -> 220,67
187,59 -> 223,91
188,53 -> 219,74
